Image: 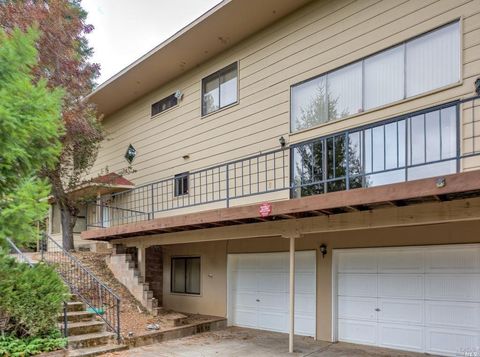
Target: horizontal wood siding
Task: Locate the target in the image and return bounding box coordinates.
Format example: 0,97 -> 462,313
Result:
90,0 -> 480,196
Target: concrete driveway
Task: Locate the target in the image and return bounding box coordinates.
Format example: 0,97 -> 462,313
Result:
107,327 -> 431,357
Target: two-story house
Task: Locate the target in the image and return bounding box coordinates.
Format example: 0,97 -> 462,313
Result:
50,0 -> 480,355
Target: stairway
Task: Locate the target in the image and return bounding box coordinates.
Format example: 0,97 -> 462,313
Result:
62,295 -> 127,357
107,250 -> 161,315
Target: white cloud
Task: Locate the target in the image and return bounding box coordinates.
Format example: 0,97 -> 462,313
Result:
82,0 -> 222,85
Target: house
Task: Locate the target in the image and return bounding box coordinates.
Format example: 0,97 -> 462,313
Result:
50,0 -> 480,355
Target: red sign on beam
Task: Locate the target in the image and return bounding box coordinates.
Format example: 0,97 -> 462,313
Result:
259,202 -> 272,217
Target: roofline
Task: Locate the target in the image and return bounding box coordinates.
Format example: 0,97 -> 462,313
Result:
88,0 -> 229,99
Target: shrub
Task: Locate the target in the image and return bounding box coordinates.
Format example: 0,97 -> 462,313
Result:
0,252 -> 69,337
0,330 -> 66,356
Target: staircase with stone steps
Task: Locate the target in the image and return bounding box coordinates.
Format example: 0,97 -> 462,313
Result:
62,296 -> 127,357
107,249 -> 161,316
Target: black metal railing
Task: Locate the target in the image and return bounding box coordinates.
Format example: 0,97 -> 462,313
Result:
87,148 -> 288,227
5,237 -> 69,340
291,96 -> 480,197
86,95 -> 480,228
40,233 -> 121,340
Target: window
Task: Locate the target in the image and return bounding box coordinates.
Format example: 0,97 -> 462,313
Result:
291,21 -> 460,132
174,172 -> 189,196
151,94 -> 178,117
202,63 -> 238,116
291,103 -> 458,197
171,257 -> 200,294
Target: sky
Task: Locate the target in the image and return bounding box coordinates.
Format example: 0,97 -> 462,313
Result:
82,0 -> 223,85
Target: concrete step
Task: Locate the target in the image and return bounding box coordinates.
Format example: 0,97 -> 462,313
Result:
61,320 -> 104,336
57,311 -> 95,323
69,343 -> 128,357
163,312 -> 188,327
67,331 -> 116,349
67,301 -> 86,312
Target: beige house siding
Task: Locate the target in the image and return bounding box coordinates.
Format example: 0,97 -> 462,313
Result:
89,0 -> 480,192
154,220 -> 480,341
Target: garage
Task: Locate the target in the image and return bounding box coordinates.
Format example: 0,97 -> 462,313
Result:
334,245 -> 480,356
227,251 -> 316,337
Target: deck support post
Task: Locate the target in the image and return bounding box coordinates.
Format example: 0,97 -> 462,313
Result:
289,235 -> 295,353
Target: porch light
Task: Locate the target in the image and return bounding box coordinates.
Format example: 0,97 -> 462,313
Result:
475,78 -> 480,96
279,136 -> 286,148
124,144 -> 136,164
319,244 -> 327,258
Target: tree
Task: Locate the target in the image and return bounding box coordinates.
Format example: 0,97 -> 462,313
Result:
1,0 -> 103,250
0,27 -> 63,245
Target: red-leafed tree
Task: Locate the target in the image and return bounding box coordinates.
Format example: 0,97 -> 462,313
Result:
1,0 -> 104,250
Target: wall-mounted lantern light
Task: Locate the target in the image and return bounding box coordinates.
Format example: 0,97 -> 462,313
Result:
279,136 -> 286,148
475,78 -> 480,96
319,244 -> 327,258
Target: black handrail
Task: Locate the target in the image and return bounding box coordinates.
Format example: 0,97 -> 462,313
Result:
40,233 -> 121,341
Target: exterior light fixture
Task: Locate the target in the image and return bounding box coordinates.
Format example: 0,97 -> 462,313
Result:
279,136 -> 286,148
124,144 -> 136,164
436,177 -> 446,188
475,78 -> 480,96
182,154 -> 190,160
319,244 -> 327,258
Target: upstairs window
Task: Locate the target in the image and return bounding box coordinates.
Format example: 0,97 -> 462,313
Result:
174,172 -> 189,197
202,63 -> 238,116
151,93 -> 178,117
291,21 -> 460,132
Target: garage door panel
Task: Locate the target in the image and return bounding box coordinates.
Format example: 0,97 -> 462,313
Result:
257,272 -> 287,293
258,311 -> 288,332
425,274 -> 480,301
336,245 -> 480,356
426,246 -> 480,273
378,250 -> 424,273
229,251 -> 316,337
338,297 -> 377,321
378,299 -> 424,324
378,274 -> 424,299
231,270 -> 257,290
426,301 -> 480,330
295,293 -> 315,314
378,323 -> 424,352
338,319 -> 377,345
338,251 -> 377,273
426,327 -> 480,356
338,273 -> 377,297
258,292 -> 287,311
295,272 -> 315,294
231,308 -> 257,328
295,315 -> 316,336
258,253 -> 288,271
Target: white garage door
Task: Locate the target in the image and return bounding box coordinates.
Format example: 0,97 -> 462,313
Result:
228,251 -> 316,336
335,245 -> 480,356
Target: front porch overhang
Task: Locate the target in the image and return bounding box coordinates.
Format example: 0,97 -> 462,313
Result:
81,170 -> 480,242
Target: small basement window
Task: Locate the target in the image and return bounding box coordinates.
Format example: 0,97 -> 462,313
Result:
171,257 -> 200,295
151,93 -> 178,117
202,62 -> 238,116
174,172 -> 189,196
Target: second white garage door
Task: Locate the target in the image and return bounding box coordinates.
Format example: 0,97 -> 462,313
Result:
335,245 -> 480,356
228,251 -> 316,336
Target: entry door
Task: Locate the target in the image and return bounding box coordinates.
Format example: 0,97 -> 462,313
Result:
335,245 -> 480,356
228,251 -> 316,337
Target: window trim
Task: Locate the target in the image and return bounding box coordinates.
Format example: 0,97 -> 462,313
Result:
170,256 -> 201,295
201,62 -> 239,117
151,93 -> 179,118
174,172 -> 189,197
289,19 -> 461,134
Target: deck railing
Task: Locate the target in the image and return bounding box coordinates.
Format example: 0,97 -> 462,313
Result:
86,95 -> 480,228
